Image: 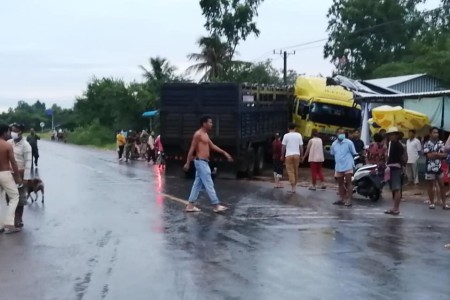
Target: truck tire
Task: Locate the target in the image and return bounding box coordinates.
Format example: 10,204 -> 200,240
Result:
254,147 -> 265,175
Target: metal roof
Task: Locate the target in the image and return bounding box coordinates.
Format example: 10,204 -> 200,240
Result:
365,74 -> 427,88
356,89 -> 450,99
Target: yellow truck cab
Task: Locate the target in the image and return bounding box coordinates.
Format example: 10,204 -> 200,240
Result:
292,76 -> 361,159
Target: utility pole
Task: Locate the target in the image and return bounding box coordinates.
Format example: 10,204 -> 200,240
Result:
274,50 -> 296,85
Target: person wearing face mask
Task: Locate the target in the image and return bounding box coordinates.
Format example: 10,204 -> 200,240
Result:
8,123 -> 32,228
330,128 -> 357,207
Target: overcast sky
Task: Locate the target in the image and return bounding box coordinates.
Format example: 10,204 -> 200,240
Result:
0,0 -> 441,112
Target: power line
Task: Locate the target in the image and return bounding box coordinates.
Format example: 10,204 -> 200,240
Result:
250,6 -> 442,62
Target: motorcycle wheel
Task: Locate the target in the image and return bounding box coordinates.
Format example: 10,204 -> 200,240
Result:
369,188 -> 381,202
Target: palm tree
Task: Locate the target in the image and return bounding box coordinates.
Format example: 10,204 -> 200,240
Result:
139,56 -> 177,83
187,35 -> 236,81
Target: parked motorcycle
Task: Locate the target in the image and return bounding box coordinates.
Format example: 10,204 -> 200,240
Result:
352,156 -> 384,201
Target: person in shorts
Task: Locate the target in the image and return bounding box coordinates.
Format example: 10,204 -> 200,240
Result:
384,127 -> 405,215
423,127 -> 449,210
330,128 -> 357,206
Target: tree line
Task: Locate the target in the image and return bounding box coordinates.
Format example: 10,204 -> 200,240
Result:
325,0 -> 450,83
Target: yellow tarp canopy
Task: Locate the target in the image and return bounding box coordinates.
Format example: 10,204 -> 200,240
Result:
368,105 -> 430,135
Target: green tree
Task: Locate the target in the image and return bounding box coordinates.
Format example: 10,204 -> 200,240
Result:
187,35 -> 241,81
324,0 -> 424,79
73,77 -> 153,131
139,56 -> 177,83
373,37 -> 450,85
222,59 -> 283,84
199,0 -> 264,60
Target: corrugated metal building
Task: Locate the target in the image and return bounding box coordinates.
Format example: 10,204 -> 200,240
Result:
364,74 -> 448,93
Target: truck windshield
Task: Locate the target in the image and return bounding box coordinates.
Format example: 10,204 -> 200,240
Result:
309,103 -> 361,128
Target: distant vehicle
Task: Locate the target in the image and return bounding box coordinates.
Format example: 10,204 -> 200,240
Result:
292,76 -> 361,159
160,82 -> 290,178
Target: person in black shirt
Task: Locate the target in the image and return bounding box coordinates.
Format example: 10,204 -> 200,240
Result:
26,128 -> 40,167
351,129 -> 365,164
385,127 -> 405,215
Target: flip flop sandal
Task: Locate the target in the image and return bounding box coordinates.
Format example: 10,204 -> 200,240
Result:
213,206 -> 228,214
333,201 -> 345,205
384,210 -> 400,215
429,204 -> 436,209
185,207 -> 201,213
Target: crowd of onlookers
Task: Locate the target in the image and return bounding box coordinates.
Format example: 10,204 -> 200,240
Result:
273,123 -> 450,214
115,129 -> 164,167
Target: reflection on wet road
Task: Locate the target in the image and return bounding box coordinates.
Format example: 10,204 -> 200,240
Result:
0,141 -> 449,300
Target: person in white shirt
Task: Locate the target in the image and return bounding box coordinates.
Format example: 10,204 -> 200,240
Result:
406,129 -> 422,185
8,123 -> 32,228
281,123 -> 303,193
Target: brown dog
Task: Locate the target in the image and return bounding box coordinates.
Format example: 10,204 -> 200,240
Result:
27,178 -> 45,203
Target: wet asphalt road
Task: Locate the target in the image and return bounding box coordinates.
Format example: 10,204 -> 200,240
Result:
1,141 -> 449,300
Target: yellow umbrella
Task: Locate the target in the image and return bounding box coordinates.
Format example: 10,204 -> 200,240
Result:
368,105 -> 430,136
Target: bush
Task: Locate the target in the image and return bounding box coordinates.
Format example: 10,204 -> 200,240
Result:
69,121 -> 114,147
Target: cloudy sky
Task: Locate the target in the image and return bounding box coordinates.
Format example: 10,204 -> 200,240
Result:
0,0 -> 441,112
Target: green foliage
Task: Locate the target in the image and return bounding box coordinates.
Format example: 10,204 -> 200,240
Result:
222,59 -> 281,84
324,0 -> 424,79
187,35 -> 245,81
372,37 -> 450,85
73,77 -> 155,131
139,56 -> 185,93
199,0 -> 264,59
0,100 -> 75,131
68,120 -> 114,148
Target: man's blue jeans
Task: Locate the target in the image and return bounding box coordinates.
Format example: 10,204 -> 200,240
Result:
188,160 -> 220,205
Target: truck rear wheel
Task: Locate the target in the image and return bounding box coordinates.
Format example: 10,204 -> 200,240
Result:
254,147 -> 265,175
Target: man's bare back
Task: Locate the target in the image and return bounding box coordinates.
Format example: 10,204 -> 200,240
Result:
0,139 -> 20,180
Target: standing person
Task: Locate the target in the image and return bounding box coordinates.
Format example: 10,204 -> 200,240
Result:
281,123 -> 303,194
26,128 -> 40,168
135,131 -> 142,159
445,134 -> 450,197
367,133 -> 387,178
116,130 -> 126,161
423,127 -> 449,210
140,130 -> 149,159
147,132 -> 156,165
384,127 -> 406,215
0,123 -> 22,233
272,133 -> 283,188
125,130 -> 135,162
351,129 -> 365,165
302,129 -> 325,190
155,134 -> 165,168
331,128 -> 357,206
406,129 -> 422,185
183,115 -> 233,213
8,123 -> 32,228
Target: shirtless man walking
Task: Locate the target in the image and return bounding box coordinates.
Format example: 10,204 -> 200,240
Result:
183,115 -> 233,213
0,123 -> 22,233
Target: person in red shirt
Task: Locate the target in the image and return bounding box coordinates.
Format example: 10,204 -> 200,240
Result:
272,133 -> 283,188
